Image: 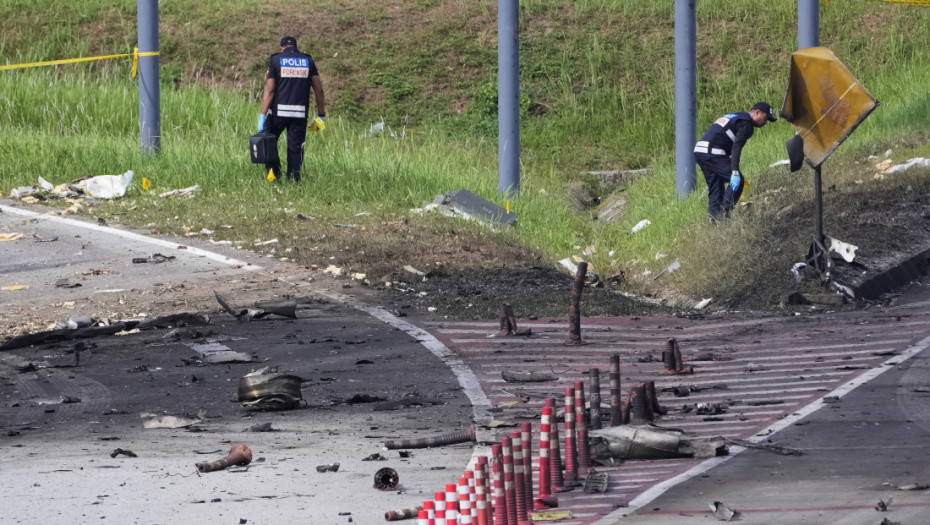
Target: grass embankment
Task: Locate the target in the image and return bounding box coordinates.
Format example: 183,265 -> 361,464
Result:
1,0 -> 929,302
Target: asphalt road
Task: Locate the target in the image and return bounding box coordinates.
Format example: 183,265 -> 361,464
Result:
4,197 -> 930,525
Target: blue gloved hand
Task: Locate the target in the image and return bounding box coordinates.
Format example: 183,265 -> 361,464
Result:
258,113 -> 267,133
318,115 -> 326,123
729,172 -> 741,192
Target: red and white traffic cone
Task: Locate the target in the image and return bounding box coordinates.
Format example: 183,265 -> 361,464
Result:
491,445 -> 506,525
419,509 -> 430,525
465,470 -> 478,522
545,398 -> 565,493
424,500 -> 436,525
446,483 -> 460,525
563,387 -> 578,485
511,431 -> 528,525
502,437 -> 518,525
520,422 -> 534,507
535,406 -> 558,510
458,477 -> 473,524
475,460 -> 489,525
575,380 -> 591,475
435,491 -> 448,525
610,354 -> 622,425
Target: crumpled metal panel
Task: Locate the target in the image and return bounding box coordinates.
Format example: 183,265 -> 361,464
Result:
238,366 -> 304,409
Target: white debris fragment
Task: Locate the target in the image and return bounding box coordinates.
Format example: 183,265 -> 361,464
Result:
254,239 -> 279,247
769,159 -> 790,168
77,170 -> 134,199
886,157 -> 930,175
631,219 -> 651,234
559,258 -> 578,275
826,236 -> 858,263
694,298 -> 713,310
324,265 -> 343,276
791,262 -> 808,283
159,184 -> 198,198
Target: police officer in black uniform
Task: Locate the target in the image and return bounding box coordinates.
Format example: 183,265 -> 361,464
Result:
694,102 -> 777,218
258,36 -> 326,182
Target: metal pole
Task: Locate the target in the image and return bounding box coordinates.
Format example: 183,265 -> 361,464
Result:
498,0 -> 520,196
813,165 -> 824,246
138,0 -> 161,154
798,0 -> 820,50
674,0 -> 697,199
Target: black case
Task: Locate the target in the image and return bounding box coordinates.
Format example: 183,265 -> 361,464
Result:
249,132 -> 278,164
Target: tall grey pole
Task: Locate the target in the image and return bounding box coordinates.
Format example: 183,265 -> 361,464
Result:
498,0 -> 520,196
798,0 -> 820,50
138,0 -> 161,154
674,0 -> 697,200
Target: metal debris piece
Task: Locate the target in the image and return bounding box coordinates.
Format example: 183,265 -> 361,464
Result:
709,501 -> 739,521
141,413 -> 202,429
896,483 -> 929,491
373,397 -> 442,411
248,422 -> 275,432
201,351 -> 254,364
196,444 -> 252,473
55,279 -> 81,288
875,497 -> 893,512
725,437 -> 803,456
373,467 -> 399,490
110,448 -> 137,458
383,424 -> 476,450
879,518 -> 901,525
362,453 -> 387,461
238,366 -> 304,410
502,370 -> 556,383
316,462 -> 340,473
590,426 -> 728,461
132,253 -> 176,264
582,469 -> 609,493
214,291 -> 297,322
137,313 -> 210,330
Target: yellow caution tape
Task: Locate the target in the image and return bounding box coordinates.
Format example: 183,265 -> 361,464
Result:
0,48 -> 159,79
530,510 -> 573,521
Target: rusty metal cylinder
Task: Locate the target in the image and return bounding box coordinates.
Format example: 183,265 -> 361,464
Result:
575,380 -> 591,473
567,261 -> 588,344
385,506 -> 422,521
629,383 -> 653,425
545,398 -> 565,493
384,424 -> 476,449
563,387 -> 578,483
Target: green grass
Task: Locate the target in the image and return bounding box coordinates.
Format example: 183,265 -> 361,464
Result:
2,0 -> 930,299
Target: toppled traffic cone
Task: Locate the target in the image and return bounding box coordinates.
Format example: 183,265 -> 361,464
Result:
383,424 -> 476,449
215,291 -> 297,322
196,443 -> 252,473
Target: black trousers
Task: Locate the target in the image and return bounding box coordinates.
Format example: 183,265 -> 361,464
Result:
695,153 -> 744,218
265,115 -> 307,181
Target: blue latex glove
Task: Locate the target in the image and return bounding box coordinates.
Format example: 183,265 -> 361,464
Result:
729,172 -> 741,191
258,113 -> 267,132
318,115 -> 326,123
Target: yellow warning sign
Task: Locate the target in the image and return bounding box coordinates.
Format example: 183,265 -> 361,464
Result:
780,47 -> 879,168
530,510 -> 573,522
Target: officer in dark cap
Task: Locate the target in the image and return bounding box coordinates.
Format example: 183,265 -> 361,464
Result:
258,36 -> 326,182
694,102 -> 777,218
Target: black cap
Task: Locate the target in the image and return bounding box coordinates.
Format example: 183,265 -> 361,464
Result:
280,36 -> 297,48
752,102 -> 777,122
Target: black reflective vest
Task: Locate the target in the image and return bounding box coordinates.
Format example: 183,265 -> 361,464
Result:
267,48 -> 318,119
697,112 -> 753,156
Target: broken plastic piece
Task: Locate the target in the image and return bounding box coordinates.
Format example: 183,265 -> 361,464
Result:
75,171 -> 134,199
709,501 -> 739,521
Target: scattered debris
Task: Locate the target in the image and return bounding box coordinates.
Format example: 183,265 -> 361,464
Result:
529,510 -> 573,522
886,157 -> 930,174
2,284 -> 29,291
582,469 -> 609,493
110,448 -> 137,458
159,185 -> 199,198
238,367 -> 304,410
826,237 -> 858,263
132,253 -> 176,264
383,424 -> 477,450
0,233 -> 23,241
384,507 -> 422,521
362,453 -> 387,461
631,219 -> 651,234
347,394 -> 386,404
709,501 -> 739,521
196,444 -> 253,473
72,171 -> 134,199
54,279 -> 82,289
248,423 -> 275,432
201,351 -> 254,365
372,397 -> 443,411
316,462 -> 340,473
497,302 -> 532,337
502,370 -> 555,383
724,438 -> 803,456
875,497 -> 893,512
141,412 -> 202,429
652,259 -> 681,281
422,189 -> 517,227
215,291 -> 297,322
589,425 -> 728,460
694,298 -> 713,310
373,467 -> 399,490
